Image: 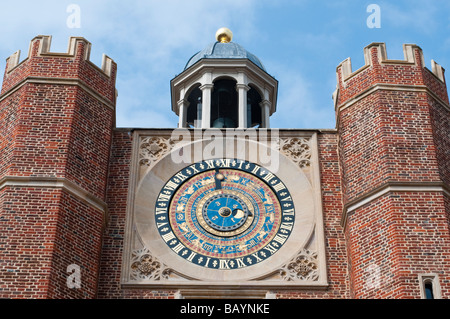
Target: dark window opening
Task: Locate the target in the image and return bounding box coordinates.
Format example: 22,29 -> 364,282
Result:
425,281 -> 434,299
186,86 -> 202,128
247,86 -> 262,128
211,79 -> 238,128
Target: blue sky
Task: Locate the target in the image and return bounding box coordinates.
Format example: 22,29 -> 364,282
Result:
0,0 -> 449,129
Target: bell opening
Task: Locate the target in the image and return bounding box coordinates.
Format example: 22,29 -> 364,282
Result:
211,79 -> 238,128
247,86 -> 262,128
186,85 -> 202,128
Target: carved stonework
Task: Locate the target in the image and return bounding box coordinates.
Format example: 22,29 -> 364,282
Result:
139,136 -> 175,168
279,249 -> 319,281
279,137 -> 311,168
123,132 -> 328,290
130,248 -> 172,281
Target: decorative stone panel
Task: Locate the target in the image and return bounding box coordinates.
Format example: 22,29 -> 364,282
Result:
121,129 -> 328,293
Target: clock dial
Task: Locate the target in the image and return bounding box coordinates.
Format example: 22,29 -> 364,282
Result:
197,190 -> 254,237
155,159 -> 295,270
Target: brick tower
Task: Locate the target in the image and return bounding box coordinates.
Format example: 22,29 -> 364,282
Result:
0,36 -> 117,298
2,34 -> 449,300
335,43 -> 450,298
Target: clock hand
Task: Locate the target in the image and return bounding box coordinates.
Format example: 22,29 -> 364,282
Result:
214,169 -> 224,190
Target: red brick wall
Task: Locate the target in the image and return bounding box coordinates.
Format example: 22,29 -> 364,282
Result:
0,36 -> 116,299
1,37 -> 116,102
428,95 -> 450,186
2,36 -> 448,299
0,187 -> 104,298
346,192 -> 450,299
337,43 -> 450,298
338,89 -> 442,204
0,89 -> 21,180
336,44 -> 448,107
0,187 -> 59,298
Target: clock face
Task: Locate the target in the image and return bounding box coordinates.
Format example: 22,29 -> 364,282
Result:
155,159 -> 295,270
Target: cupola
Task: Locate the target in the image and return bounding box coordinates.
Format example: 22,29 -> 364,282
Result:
171,28 -> 278,129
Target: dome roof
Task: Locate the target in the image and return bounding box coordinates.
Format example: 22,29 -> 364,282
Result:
184,41 -> 266,71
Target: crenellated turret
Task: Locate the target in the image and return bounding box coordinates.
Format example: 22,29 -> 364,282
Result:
334,43 -> 447,114
0,36 -> 117,299
335,43 -> 450,299
2,35 -> 116,104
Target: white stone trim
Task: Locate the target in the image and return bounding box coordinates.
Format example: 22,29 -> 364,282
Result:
0,76 -> 115,111
0,176 -> 108,220
336,83 -> 450,114
419,274 -> 442,299
174,289 -> 278,299
177,99 -> 189,128
236,83 -> 250,128
199,83 -> 213,128
6,35 -> 114,77
341,183 -> 450,228
171,59 -> 278,117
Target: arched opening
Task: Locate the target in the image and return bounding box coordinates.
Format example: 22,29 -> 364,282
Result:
247,85 -> 262,128
211,79 -> 238,128
186,85 -> 202,128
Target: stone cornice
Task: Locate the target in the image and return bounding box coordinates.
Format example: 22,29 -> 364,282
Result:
0,176 -> 109,226
0,76 -> 115,110
341,181 -> 450,229
336,83 -> 450,117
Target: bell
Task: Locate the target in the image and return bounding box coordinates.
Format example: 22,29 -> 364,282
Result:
212,117 -> 235,128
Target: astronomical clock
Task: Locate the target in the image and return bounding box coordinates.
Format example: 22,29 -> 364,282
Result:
156,159 -> 294,271
121,29 -> 327,297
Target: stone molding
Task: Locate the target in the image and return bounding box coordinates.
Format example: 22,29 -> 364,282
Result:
335,83 -> 450,122
170,59 -> 278,117
127,244 -> 322,285
0,77 -> 116,110
278,249 -> 319,282
341,181 -> 450,228
0,176 -> 108,224
130,247 -> 173,281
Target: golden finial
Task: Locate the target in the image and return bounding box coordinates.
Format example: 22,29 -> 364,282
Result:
215,27 -> 233,43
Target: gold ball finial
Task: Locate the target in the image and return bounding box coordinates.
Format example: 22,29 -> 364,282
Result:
216,27 -> 233,43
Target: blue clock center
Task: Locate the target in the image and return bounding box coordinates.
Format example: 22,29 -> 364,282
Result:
202,193 -> 250,232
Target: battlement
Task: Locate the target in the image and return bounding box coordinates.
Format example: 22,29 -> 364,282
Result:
5,35 -> 114,75
1,35 -> 117,104
334,43 -> 448,111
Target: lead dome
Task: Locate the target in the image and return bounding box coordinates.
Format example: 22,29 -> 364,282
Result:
184,41 -> 267,71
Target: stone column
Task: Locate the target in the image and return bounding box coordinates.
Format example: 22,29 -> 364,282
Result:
260,99 -> 271,128
199,84 -> 213,128
177,99 -> 189,128
236,84 -> 250,128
